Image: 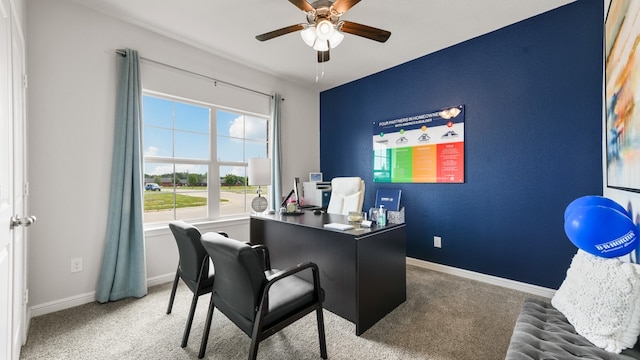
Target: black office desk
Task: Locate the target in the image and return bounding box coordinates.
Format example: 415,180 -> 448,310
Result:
250,212 -> 406,335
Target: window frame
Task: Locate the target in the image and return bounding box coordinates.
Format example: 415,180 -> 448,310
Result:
142,90 -> 270,225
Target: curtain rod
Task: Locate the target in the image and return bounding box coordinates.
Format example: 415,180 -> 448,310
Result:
116,49 -> 273,98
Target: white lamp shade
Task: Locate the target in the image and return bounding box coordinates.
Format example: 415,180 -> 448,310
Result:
313,39 -> 329,51
301,27 -> 317,47
328,30 -> 344,48
248,158 -> 271,186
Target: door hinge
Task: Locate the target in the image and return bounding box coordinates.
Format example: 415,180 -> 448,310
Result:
23,289 -> 28,304
22,74 -> 28,89
24,182 -> 29,197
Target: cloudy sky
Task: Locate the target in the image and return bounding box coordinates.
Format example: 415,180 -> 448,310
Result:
142,95 -> 268,179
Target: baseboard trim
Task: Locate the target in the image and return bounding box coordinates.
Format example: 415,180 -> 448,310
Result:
29,260 -> 555,318
406,257 -> 556,298
29,273 -> 176,318
147,273 -> 175,287
30,291 -> 96,317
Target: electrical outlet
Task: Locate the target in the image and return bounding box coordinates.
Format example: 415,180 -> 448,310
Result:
71,258 -> 83,273
434,236 -> 442,248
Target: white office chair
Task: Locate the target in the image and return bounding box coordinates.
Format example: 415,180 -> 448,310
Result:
326,177 -> 365,215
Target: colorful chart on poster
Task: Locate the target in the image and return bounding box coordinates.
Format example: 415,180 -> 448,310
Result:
373,105 -> 465,183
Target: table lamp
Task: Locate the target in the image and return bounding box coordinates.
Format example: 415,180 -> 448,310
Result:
248,158 -> 271,213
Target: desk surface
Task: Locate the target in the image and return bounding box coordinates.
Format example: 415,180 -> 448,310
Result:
252,211 -> 404,238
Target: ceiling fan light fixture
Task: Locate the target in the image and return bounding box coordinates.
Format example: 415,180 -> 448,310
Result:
255,1 -> 391,64
328,30 -> 344,48
313,39 -> 329,51
301,26 -> 317,47
315,19 -> 334,41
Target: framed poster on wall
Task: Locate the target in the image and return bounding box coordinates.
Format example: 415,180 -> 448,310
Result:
372,105 -> 464,183
606,0 -> 640,192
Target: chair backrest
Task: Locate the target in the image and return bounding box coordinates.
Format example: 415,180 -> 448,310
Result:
326,177 -> 365,215
168,220 -> 208,284
200,232 -> 266,322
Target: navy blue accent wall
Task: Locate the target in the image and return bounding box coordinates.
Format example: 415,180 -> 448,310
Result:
320,1 -> 603,289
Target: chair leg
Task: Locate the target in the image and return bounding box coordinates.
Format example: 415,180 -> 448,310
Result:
248,335 -> 260,360
166,270 -> 180,314
316,307 -> 327,359
181,293 -> 199,348
198,294 -> 216,359
248,316 -> 264,360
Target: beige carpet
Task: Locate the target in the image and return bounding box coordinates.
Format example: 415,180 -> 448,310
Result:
20,265 -> 542,360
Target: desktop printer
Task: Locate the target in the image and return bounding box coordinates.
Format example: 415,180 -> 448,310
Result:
303,181 -> 331,208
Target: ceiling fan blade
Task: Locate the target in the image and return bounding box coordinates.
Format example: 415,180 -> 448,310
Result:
317,50 -> 330,63
332,0 -> 361,14
256,24 -> 305,41
340,21 -> 391,43
288,0 -> 314,12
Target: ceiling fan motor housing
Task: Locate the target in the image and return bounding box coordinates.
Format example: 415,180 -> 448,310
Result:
256,0 -> 390,62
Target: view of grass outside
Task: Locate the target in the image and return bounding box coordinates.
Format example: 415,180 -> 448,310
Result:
143,185 -> 258,211
144,192 -> 207,211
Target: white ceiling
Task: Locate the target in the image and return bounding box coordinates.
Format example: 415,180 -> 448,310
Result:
70,0 -> 576,92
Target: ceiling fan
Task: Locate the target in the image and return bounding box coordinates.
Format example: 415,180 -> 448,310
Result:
256,0 -> 391,63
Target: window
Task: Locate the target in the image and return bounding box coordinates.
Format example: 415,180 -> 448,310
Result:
142,93 -> 269,224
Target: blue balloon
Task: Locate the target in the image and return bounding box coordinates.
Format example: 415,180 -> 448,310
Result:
564,195 -> 630,221
564,205 -> 638,258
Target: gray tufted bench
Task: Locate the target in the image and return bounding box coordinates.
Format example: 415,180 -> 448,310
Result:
505,298 -> 640,360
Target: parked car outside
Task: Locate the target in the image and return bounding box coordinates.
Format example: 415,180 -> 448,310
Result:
145,183 -> 161,191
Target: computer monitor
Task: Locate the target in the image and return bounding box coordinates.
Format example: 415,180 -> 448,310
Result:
280,177 -> 302,208
293,177 -> 301,204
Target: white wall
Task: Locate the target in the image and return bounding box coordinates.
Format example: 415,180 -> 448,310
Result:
26,0 -> 319,314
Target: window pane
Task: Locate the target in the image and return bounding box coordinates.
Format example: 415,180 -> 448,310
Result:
219,165 -> 250,216
144,127 -> 173,157
245,116 -> 267,141
245,139 -> 268,159
143,162 -> 174,223
175,182 -> 207,221
143,96 -> 173,128
217,136 -> 244,162
175,164 -> 208,221
144,162 -> 174,183
217,110 -> 242,138
143,163 -> 208,223
174,102 -> 209,133
175,131 -> 209,160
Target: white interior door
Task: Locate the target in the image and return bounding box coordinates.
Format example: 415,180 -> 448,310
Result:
11,5 -> 27,359
0,1 -> 29,359
0,0 -> 15,358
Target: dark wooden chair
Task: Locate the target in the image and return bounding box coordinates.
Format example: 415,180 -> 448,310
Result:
198,232 -> 327,360
167,220 -> 227,348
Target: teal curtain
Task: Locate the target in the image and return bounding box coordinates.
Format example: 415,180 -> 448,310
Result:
96,48 -> 147,303
270,94 -> 282,210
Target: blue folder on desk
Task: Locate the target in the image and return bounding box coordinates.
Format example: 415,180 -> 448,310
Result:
375,189 -> 401,211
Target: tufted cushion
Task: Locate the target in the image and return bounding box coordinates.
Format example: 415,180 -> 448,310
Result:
505,298 -> 640,360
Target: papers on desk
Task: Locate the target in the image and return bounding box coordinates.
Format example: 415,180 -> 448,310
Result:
323,223 -> 354,231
